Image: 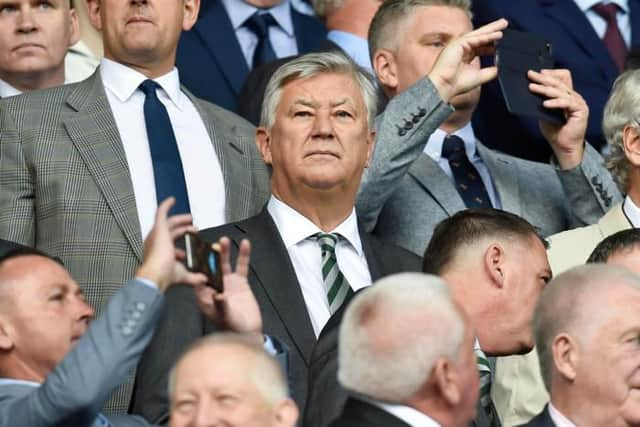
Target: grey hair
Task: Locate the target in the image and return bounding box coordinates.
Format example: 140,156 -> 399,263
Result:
368,0 -> 472,59
534,264 -> 640,392
338,273 -> 465,403
603,69 -> 640,193
260,51 -> 378,130
311,0 -> 346,17
168,332 -> 289,405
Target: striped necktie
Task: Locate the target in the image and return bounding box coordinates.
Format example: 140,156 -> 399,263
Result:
475,344 -> 495,422
312,232 -> 353,314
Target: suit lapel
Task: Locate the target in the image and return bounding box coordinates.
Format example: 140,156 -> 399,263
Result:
478,142 -> 523,218
538,0 -> 618,81
408,153 -> 467,215
291,6 -> 317,52
63,71 -> 143,262
188,94 -> 252,222
237,210 -> 316,364
194,0 -> 250,95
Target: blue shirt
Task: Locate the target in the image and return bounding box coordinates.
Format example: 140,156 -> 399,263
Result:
574,0 -> 631,47
327,30 -> 373,72
222,0 -> 299,69
423,123 -> 502,209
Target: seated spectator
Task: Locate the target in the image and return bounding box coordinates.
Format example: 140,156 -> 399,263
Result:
520,265 -> 640,426
357,0 -> 619,257
331,272 -> 478,427
169,333 -> 298,427
0,198 -> 273,427
472,0 -> 640,161
176,0 -> 326,113
0,0 -> 79,96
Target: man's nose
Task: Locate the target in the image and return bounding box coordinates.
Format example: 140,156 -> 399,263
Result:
311,111 -> 334,138
76,298 -> 95,324
192,400 -> 218,427
16,7 -> 38,34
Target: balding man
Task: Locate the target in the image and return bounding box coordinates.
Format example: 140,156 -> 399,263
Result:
520,264 -> 640,427
331,273 -> 479,427
169,333 -> 298,427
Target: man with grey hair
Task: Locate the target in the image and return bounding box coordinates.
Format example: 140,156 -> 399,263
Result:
517,264 -> 640,427
493,69 -> 640,426
132,50 -> 438,422
357,0 -> 621,257
168,333 -> 298,427
331,273 -> 479,427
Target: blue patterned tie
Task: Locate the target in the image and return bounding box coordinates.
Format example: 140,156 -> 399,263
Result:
139,80 -> 191,215
244,12 -> 277,68
441,135 -> 492,208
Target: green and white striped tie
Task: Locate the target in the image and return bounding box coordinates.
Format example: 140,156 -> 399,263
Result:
314,232 -> 352,314
475,345 -> 493,418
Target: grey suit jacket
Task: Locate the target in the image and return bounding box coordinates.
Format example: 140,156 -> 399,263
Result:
130,209 -> 422,424
0,279 -> 163,427
357,78 -> 621,256
0,70 -> 269,411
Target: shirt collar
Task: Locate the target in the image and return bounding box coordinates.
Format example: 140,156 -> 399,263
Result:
0,378 -> 40,388
548,402 -> 577,427
99,57 -> 184,110
326,31 -> 372,71
222,0 -> 294,36
575,0 -> 629,13
0,78 -> 23,98
267,195 -> 363,256
363,398 -> 442,427
424,122 -> 478,161
623,195 -> 640,227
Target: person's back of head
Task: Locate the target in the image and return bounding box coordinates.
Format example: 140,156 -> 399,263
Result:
423,208 -> 551,356
587,228 -> 640,273
0,0 -> 79,94
534,264 -> 640,427
337,272 -> 478,427
312,0 -> 381,38
168,332 -> 298,427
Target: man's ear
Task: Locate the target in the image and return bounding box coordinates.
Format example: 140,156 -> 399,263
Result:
552,333 -> 578,382
373,49 -> 398,94
256,127 -> 273,165
364,130 -> 376,168
85,0 -> 102,32
623,124 -> 640,167
0,321 -> 15,352
68,8 -> 81,47
484,243 -> 506,288
432,357 -> 461,405
273,398 -> 299,427
182,0 -> 200,31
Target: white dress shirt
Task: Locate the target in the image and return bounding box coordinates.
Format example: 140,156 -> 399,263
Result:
423,123 -> 501,208
623,195 -> 640,227
0,79 -> 21,98
267,195 -> 372,336
222,0 -> 298,69
327,30 -> 373,72
548,402 -> 577,427
100,58 -> 226,238
574,0 -> 631,48
366,398 -> 442,427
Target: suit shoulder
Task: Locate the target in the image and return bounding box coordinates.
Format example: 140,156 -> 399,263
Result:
199,214 -> 262,242
192,97 -> 255,134
366,232 -> 422,267
0,81 -> 81,111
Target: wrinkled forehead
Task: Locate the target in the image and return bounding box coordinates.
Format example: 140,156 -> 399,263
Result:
278,73 -> 365,111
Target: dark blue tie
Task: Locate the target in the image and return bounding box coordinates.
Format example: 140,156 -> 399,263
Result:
441,135 -> 492,208
139,79 -> 191,215
244,12 -> 277,68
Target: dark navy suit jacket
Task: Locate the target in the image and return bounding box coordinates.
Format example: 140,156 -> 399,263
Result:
176,0 -> 326,113
472,0 -> 640,162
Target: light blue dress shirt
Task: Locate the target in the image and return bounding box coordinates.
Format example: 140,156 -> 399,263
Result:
574,0 -> 631,47
327,30 -> 373,72
222,0 -> 299,69
423,123 -> 502,209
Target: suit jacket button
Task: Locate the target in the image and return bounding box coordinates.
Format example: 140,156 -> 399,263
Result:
418,108 -> 426,117
591,176 -> 600,185
122,326 -> 133,336
411,113 -> 420,124
136,302 -> 146,311
397,126 -> 407,136
404,121 -> 413,130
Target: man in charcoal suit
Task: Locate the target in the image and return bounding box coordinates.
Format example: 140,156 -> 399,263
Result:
0,0 -> 269,411
131,17 -> 511,423
357,0 -> 621,257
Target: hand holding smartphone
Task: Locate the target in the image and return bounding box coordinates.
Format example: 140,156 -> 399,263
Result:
184,232 -> 223,292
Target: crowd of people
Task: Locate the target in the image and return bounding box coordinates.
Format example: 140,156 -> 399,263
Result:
0,0 -> 639,426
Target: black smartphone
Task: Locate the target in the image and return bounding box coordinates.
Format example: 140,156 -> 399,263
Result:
184,232 -> 223,292
495,29 -> 565,125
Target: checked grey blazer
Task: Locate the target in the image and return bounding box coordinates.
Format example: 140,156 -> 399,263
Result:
357,78 -> 621,256
0,69 -> 270,412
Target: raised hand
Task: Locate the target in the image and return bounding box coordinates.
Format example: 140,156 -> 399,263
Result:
529,69 -> 588,169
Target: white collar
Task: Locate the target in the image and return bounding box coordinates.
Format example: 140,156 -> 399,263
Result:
575,0 -> 629,13
424,122 -> 478,161
0,378 -> 40,387
267,195 -> 363,256
623,195 -> 640,228
548,402 -> 577,427
99,57 -> 184,110
364,398 -> 442,427
222,0 -> 294,36
0,78 -> 23,98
